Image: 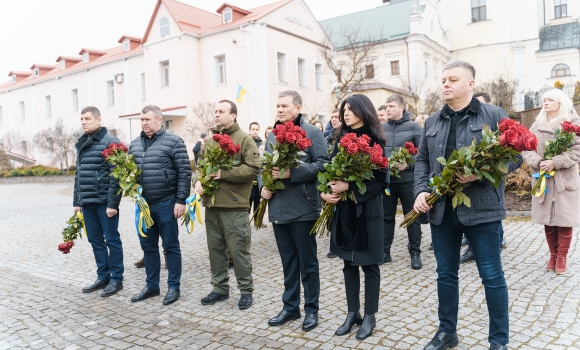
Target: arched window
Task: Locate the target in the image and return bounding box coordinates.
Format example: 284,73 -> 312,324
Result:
223,8 -> 232,23
160,17 -> 170,37
551,63 -> 571,77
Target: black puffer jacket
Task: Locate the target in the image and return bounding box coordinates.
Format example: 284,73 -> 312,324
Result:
381,110 -> 423,184
129,128 -> 191,205
73,127 -> 122,209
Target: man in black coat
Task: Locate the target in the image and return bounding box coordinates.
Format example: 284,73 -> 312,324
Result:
74,106 -> 124,297
248,121 -> 264,217
193,133 -> 208,163
129,105 -> 191,306
261,91 -> 329,332
381,95 -> 423,269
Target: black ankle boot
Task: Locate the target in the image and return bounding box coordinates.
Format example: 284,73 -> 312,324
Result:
356,313 -> 376,340
335,311 -> 363,336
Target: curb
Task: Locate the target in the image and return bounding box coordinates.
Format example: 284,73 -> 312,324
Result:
397,205 -> 531,217
0,175 -> 75,184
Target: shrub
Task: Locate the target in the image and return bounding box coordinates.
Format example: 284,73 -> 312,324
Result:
505,163 -> 532,193
9,169 -> 25,176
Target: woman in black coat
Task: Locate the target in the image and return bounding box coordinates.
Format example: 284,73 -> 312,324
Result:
321,94 -> 389,340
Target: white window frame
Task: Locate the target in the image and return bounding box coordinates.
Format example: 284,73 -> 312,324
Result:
160,17 -> 170,37
106,80 -> 115,106
33,68 -> 39,77
0,106 -> 3,126
123,39 -> 130,52
70,88 -> 79,113
159,60 -> 170,87
297,57 -> 307,87
223,8 -> 232,23
59,59 -> 65,70
315,63 -> 324,90
12,75 -> 16,83
44,95 -> 52,118
19,101 -> 25,122
165,119 -> 173,131
215,54 -> 227,85
82,52 -> 89,63
555,0 -> 567,18
276,51 -> 288,84
140,72 -> 146,101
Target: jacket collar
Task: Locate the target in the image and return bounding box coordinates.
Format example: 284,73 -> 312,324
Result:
140,126 -> 166,139
274,113 -> 303,128
441,97 -> 481,117
387,109 -> 411,125
77,126 -> 108,142
212,121 -> 240,135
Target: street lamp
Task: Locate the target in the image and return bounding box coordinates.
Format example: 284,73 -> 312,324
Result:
334,87 -> 353,105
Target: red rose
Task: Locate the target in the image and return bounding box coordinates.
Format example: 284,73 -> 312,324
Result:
235,144 -> 241,153
102,149 -> 112,159
379,157 -> 389,169
213,134 -> 222,142
294,132 -> 303,140
504,130 -> 518,146
284,122 -> 295,132
219,139 -> 229,148
285,132 -> 297,143
298,128 -> 307,137
513,137 -> 526,152
499,118 -> 516,133
346,143 -> 359,154
359,144 -> 371,154
225,144 -> 237,156
275,132 -> 286,143
339,137 -> 352,148
370,151 -> 384,166
357,138 -> 370,148
296,138 -> 311,150
404,142 -> 417,155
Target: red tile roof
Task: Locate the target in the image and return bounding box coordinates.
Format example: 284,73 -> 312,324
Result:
78,48 -> 107,55
7,71 -> 32,77
30,64 -> 57,70
216,3 -> 252,15
55,56 -> 82,63
118,35 -> 143,44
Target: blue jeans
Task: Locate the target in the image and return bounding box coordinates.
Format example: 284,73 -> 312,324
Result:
82,204 -> 124,282
139,197 -> 181,290
431,197 -> 509,345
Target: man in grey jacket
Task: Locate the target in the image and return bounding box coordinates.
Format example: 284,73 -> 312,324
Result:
414,61 -> 518,350
74,106 -> 124,297
381,95 -> 423,269
261,91 -> 329,332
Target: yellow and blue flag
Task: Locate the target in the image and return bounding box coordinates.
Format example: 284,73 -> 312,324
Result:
236,83 -> 246,103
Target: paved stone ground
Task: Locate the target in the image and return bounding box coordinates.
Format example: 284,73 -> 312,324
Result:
0,183 -> 578,350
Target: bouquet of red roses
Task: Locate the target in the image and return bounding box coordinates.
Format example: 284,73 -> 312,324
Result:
310,133 -> 389,236
388,141 -> 417,178
103,142 -> 153,237
197,134 -> 241,206
400,119 -> 538,228
250,122 -> 312,229
57,211 -> 86,254
531,121 -> 580,197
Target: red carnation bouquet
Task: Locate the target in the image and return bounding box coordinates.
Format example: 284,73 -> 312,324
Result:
57,211 -> 86,254
400,119 -> 537,228
531,121 -> 580,197
310,133 -> 389,236
103,142 -> 153,237
388,141 -> 417,178
197,134 -> 241,205
250,122 -> 312,229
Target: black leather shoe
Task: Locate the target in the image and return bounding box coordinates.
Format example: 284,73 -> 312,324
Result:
428,243 -> 434,250
101,281 -> 123,297
460,247 -> 474,264
335,311 -> 363,336
411,253 -> 423,270
131,287 -> 161,302
82,279 -> 109,293
490,344 -> 508,350
268,310 -> 301,326
163,289 -> 180,305
383,252 -> 392,263
356,313 -> 376,340
238,294 -> 252,310
326,251 -> 338,258
302,313 -> 318,331
200,291 -> 229,305
423,331 -> 459,350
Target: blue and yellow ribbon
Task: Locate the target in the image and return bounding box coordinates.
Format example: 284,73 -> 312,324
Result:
532,170 -> 556,197
134,186 -> 152,237
182,194 -> 203,234
385,188 -> 391,196
428,178 -> 443,197
75,211 -> 87,237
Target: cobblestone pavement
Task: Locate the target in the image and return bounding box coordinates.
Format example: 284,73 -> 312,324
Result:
1,183 -> 579,350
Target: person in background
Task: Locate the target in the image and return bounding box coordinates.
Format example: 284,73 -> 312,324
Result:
377,105 -> 387,123
312,120 -> 324,133
249,121 -> 266,228
415,115 -> 429,127
521,88 -> 580,275
325,108 -> 342,259
264,125 -> 273,141
193,133 -> 209,163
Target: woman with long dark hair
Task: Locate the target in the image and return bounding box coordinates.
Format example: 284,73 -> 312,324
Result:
321,94 -> 389,340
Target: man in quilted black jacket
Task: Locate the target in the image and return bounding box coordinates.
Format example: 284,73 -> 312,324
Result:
129,105 -> 191,306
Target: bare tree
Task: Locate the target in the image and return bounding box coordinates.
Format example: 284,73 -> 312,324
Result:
399,72 -> 443,118
0,131 -> 25,152
33,117 -> 76,170
320,25 -> 384,107
477,75 -> 520,117
0,150 -> 11,170
185,101 -> 216,141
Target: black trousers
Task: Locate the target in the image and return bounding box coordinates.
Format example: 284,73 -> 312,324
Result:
273,220 -> 320,314
383,181 -> 422,254
343,260 -> 380,314
249,184 -> 261,213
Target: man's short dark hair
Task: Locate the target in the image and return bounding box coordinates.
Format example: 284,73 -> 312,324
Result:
443,60 -> 476,79
249,121 -> 260,130
142,105 -> 162,118
218,99 -> 237,116
332,109 -> 340,114
81,106 -> 101,118
377,105 -> 386,111
278,90 -> 302,106
385,95 -> 405,107
474,92 -> 491,103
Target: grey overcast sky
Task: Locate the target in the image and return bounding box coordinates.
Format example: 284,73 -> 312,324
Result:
0,0 -> 383,79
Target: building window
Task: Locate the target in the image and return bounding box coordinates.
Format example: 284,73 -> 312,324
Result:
19,101 -> 25,122
34,68 -> 39,77
165,120 -> 173,131
555,0 -> 567,18
216,55 -> 227,85
83,52 -> 89,63
551,63 -> 571,77
106,80 -> 115,106
471,0 -> 487,22
298,58 -> 306,87
277,52 -> 287,83
424,61 -> 429,76
0,106 -> 3,126
45,96 -> 51,117
71,89 -> 79,112
160,60 -> 170,87
160,17 -> 170,37
12,75 -> 16,83
123,39 -> 130,52
140,73 -> 146,101
391,61 -> 400,76
365,64 -> 375,79
60,60 -> 65,70
223,8 -> 232,23
315,63 -> 323,90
